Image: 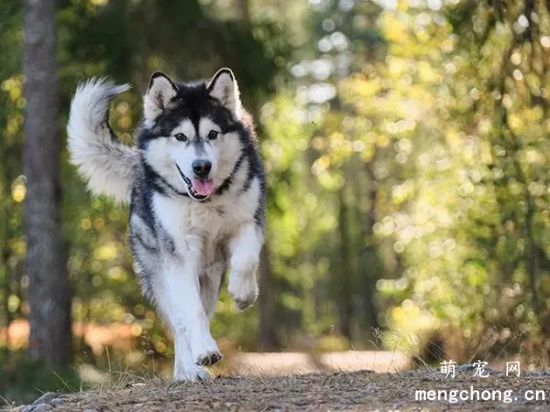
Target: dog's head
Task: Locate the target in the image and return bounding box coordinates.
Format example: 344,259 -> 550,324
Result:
140,68 -> 245,201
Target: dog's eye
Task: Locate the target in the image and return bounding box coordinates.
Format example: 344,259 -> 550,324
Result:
207,130 -> 219,140
174,133 -> 187,142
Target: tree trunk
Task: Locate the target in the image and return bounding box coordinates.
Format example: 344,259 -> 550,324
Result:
258,244 -> 278,349
337,187 -> 353,339
236,0 -> 251,22
23,0 -> 72,368
360,159 -> 379,333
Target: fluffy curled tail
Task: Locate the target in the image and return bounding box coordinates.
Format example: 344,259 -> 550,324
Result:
67,79 -> 139,203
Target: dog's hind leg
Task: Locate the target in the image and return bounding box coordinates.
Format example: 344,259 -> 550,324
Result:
200,260 -> 226,319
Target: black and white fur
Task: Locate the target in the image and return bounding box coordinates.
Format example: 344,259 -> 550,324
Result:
67,69 -> 265,381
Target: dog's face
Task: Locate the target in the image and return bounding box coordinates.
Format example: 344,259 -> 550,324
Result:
141,69 -> 244,201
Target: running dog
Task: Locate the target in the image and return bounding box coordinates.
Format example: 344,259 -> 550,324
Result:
67,69 -> 265,381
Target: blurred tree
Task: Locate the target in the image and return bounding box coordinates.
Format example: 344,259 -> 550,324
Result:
443,0 -> 550,358
23,0 -> 71,367
447,0 -> 549,325
0,0 -> 22,353
377,0 -> 549,365
286,0 -> 387,341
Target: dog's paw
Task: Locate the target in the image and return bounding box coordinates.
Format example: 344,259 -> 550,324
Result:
189,333 -> 222,367
198,350 -> 222,366
228,273 -> 258,311
173,363 -> 210,383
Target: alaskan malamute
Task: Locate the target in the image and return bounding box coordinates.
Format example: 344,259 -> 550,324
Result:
67,69 -> 265,381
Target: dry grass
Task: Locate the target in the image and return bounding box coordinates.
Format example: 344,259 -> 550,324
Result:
11,368 -> 550,411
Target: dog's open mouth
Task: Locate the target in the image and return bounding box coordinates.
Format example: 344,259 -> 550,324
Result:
175,164 -> 214,201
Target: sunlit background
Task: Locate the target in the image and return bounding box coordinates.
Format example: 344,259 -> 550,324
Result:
0,0 -> 549,403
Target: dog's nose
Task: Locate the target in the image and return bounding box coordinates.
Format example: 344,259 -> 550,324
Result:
192,159 -> 211,177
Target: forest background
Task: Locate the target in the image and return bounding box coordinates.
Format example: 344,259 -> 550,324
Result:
0,0 -> 548,403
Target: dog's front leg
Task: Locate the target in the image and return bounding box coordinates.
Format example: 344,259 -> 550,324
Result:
157,254 -> 221,381
228,222 -> 263,310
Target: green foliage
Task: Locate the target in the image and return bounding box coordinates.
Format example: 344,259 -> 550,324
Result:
257,0 -> 549,363
362,0 -> 550,364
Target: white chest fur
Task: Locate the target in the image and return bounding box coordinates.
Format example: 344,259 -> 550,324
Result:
152,177 -> 261,263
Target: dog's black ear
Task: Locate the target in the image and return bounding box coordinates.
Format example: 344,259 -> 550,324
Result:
208,68 -> 241,117
144,72 -> 178,122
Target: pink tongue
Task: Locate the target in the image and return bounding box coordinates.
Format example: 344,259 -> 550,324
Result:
192,179 -> 214,196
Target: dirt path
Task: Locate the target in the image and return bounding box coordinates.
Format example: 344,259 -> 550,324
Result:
13,368 -> 549,411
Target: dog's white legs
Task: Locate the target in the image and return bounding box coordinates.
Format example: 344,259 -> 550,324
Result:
173,332 -> 210,382
228,223 -> 263,310
154,255 -> 221,381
